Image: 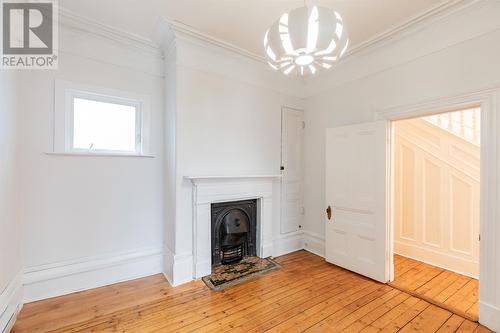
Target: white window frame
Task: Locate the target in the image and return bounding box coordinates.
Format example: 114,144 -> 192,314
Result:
54,80 -> 152,157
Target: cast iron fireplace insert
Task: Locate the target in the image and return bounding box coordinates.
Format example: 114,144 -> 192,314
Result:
211,199 -> 257,266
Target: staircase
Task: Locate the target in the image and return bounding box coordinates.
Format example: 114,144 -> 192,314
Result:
394,110 -> 480,278
423,108 -> 480,146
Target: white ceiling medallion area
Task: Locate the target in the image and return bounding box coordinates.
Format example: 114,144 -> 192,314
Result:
264,5 -> 349,76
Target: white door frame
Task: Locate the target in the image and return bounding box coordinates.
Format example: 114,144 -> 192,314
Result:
376,87 -> 500,327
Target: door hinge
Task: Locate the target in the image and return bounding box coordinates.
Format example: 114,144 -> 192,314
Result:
302,121 -> 305,129
280,166 -> 285,171
301,206 -> 305,215
479,234 -> 481,241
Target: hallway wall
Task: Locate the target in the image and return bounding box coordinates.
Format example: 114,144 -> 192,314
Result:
394,117 -> 480,278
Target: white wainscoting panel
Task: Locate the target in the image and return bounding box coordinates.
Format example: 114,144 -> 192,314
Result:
394,118 -> 480,278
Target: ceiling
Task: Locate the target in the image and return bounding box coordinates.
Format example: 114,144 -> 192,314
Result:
60,0 -> 451,55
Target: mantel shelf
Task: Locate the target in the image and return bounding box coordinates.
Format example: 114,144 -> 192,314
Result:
185,175 -> 282,181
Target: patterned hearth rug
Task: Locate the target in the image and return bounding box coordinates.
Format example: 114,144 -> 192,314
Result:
202,256 -> 281,291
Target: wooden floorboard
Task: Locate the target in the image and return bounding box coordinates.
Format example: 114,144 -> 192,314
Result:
389,255 -> 479,322
12,251 -> 490,333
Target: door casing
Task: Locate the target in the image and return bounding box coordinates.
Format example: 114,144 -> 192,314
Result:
376,88 -> 500,326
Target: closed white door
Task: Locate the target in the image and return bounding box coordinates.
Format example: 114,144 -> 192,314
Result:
325,121 -> 389,283
281,107 -> 304,234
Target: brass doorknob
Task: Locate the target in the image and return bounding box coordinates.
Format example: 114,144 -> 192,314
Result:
326,206 -> 332,220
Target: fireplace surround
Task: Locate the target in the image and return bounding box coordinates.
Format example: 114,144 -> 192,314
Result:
186,175 -> 280,279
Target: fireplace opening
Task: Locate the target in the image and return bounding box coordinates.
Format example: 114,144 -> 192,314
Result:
211,199 -> 257,266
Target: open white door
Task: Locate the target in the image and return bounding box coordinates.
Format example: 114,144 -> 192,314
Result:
325,121 -> 389,283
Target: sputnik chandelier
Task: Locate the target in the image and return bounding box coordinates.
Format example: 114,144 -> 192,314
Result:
264,3 -> 349,76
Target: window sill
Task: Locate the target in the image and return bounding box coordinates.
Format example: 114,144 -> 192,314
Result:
44,152 -> 155,158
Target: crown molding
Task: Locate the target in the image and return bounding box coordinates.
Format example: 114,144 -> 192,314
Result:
58,0 -> 478,73
153,17 -> 305,99
154,18 -> 265,64
345,0 -> 480,58
58,8 -> 163,58
152,0 -> 477,77
151,18 -> 176,57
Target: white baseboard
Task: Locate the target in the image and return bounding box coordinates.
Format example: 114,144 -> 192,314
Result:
165,231 -> 308,286
394,241 -> 478,278
19,231 -> 325,303
0,271 -> 23,333
163,248 -> 193,286
303,231 -> 325,258
479,301 -> 500,332
23,248 -> 163,303
194,259 -> 211,280
262,242 -> 275,258
12,230 -> 500,333
273,231 -> 304,257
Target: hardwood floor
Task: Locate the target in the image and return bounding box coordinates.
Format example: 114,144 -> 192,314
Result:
389,255 -> 479,322
12,251 -> 489,333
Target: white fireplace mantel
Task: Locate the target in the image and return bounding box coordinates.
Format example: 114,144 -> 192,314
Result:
185,174 -> 282,181
186,175 -> 281,278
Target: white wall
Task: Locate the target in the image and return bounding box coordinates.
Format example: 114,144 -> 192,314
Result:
162,43 -> 178,282
303,0 -> 500,238
0,71 -> 23,332
17,23 -> 165,302
175,63 -> 303,250
160,29 -> 304,285
5,2 -> 500,330
303,0 -> 500,330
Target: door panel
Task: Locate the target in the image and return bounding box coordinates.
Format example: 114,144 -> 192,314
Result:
281,108 -> 304,234
325,121 -> 388,283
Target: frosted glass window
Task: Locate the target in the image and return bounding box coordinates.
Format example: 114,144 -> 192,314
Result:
72,97 -> 139,152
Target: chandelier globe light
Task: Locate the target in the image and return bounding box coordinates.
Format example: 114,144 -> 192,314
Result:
264,5 -> 349,76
